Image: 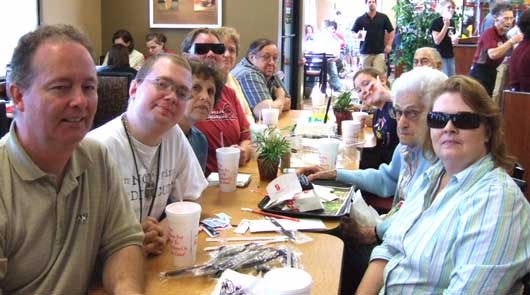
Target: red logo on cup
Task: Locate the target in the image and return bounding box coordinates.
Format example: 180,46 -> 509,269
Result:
275,184 -> 281,191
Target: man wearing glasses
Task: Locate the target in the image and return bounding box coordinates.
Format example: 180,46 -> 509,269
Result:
88,54 -> 207,256
180,28 -> 252,175
469,2 -> 523,95
231,38 -> 291,118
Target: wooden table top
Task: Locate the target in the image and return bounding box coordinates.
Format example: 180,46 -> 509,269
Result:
89,110 -> 360,295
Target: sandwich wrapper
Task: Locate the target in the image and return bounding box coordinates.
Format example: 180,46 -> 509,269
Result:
265,174 -> 324,212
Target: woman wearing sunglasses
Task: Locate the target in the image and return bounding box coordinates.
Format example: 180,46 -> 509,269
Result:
231,38 -> 291,119
357,76 -> 530,294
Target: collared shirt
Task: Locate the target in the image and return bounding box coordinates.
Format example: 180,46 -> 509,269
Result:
336,144 -> 431,239
0,123 -> 143,294
371,155 -> 530,294
230,57 -> 289,111
352,12 -> 394,54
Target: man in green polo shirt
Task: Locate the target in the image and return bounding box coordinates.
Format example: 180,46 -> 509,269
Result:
0,24 -> 144,294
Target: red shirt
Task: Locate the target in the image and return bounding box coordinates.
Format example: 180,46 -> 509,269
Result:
509,39 -> 530,91
195,86 -> 251,175
472,26 -> 507,69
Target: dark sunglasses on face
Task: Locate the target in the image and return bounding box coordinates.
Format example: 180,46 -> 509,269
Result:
427,112 -> 482,129
191,43 -> 225,55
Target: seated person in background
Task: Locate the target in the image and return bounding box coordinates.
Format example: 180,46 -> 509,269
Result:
181,28 -> 251,175
144,32 -> 176,60
469,2 -> 523,95
102,29 -> 144,70
97,44 -> 137,77
353,68 -> 399,168
357,75 -> 530,294
298,67 -> 447,294
215,27 -> 255,124
2,24 -> 143,294
509,7 -> 530,92
414,47 -> 443,71
231,38 -> 291,118
88,54 -> 207,255
178,60 -> 224,173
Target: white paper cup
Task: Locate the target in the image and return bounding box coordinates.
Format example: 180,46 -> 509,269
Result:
311,92 -> 327,115
262,108 -> 279,127
263,267 -> 312,295
352,111 -> 369,129
216,146 -> 240,192
165,202 -> 202,268
359,30 -> 367,42
341,120 -> 361,145
317,138 -> 340,170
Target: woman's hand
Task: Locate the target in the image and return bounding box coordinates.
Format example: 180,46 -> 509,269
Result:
296,166 -> 336,182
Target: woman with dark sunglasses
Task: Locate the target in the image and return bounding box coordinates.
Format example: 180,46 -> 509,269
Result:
358,76 -> 530,294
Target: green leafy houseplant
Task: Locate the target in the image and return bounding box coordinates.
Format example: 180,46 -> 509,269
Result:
332,91 -> 354,135
392,0 -> 438,72
253,128 -> 290,181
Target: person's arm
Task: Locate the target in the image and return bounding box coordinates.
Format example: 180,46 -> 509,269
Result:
356,259 -> 388,295
336,144 -> 402,197
236,71 -> 274,118
432,17 -> 450,45
272,86 -> 291,111
384,31 -> 395,54
238,140 -> 252,166
487,33 -> 523,60
102,245 -> 144,295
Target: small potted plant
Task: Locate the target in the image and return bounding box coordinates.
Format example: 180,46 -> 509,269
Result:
332,91 -> 353,135
253,127 -> 290,181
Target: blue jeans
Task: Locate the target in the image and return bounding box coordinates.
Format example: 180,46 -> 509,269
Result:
442,57 -> 455,77
327,61 -> 342,92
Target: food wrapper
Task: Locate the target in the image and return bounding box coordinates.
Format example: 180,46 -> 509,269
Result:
349,190 -> 382,227
281,190 -> 324,212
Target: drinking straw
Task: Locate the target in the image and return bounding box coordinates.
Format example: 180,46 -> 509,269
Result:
220,131 -> 224,147
323,93 -> 332,124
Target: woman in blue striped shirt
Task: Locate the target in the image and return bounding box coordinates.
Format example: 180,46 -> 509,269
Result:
357,76 -> 530,294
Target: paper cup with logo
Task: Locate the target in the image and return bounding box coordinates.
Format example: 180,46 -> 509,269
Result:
165,201 -> 202,268
216,146 -> 240,192
341,120 -> 361,146
262,108 -> 279,127
317,137 -> 340,170
263,267 -> 312,295
352,111 -> 369,129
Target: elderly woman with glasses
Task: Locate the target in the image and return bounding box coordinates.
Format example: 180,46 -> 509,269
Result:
357,76 -> 530,294
231,38 -> 291,119
298,67 -> 447,294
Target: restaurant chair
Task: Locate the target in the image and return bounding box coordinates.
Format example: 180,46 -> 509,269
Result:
93,72 -> 134,129
303,53 -> 328,96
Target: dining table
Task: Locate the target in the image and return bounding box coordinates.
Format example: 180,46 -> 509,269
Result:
89,109 -> 375,295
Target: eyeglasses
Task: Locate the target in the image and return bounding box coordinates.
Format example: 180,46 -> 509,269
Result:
191,43 -> 225,55
390,107 -> 422,120
256,54 -> 278,63
427,112 -> 482,129
413,57 -> 433,67
140,77 -> 191,101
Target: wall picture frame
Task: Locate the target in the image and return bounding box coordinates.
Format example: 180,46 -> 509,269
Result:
149,0 -> 222,28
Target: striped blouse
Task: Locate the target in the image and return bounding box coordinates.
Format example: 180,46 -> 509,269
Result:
371,155 -> 530,294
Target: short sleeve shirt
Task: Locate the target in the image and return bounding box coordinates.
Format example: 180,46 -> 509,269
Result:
352,12 -> 394,54
430,17 -> 455,58
472,26 -> 507,69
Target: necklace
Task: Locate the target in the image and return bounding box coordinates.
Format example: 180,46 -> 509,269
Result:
121,114 -> 162,222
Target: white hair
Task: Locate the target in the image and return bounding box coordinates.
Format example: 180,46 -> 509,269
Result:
391,67 -> 448,110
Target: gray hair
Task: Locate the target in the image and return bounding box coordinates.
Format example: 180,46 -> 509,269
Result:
415,47 -> 442,69
391,67 -> 448,110
10,24 -> 94,89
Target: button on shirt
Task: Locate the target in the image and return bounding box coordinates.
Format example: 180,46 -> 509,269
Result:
371,155 -> 530,294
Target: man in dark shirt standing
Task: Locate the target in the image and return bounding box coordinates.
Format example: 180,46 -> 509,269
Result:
469,2 -> 522,95
352,0 -> 394,75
